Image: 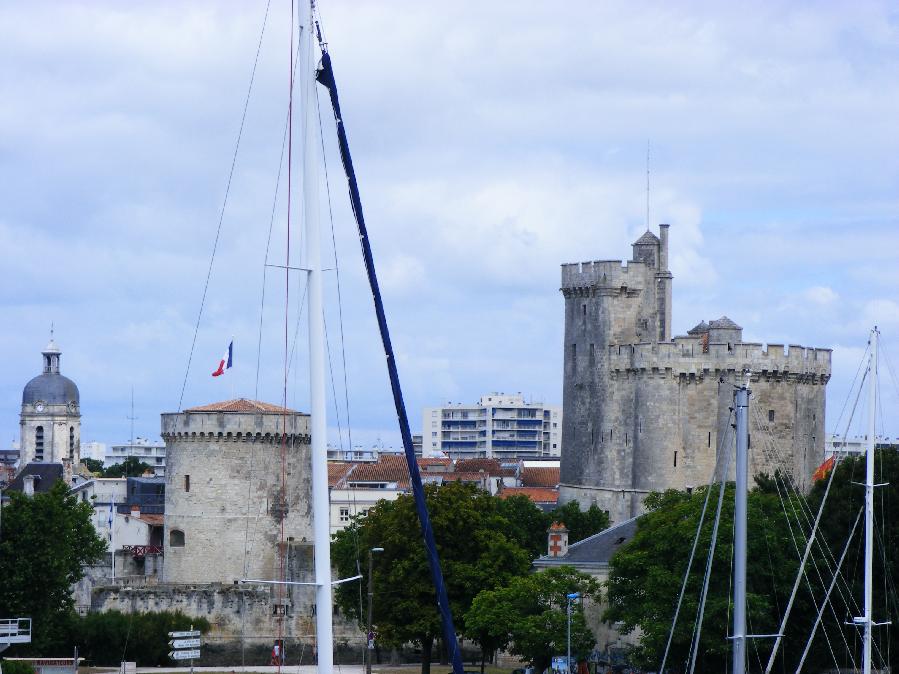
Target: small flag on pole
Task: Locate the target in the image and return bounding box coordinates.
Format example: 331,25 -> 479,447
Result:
212,339 -> 233,377
812,455 -> 835,482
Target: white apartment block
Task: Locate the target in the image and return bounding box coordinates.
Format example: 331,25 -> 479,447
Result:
104,437 -> 166,477
422,392 -> 562,459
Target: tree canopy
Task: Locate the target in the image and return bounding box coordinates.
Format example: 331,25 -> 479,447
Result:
332,482 -> 533,673
465,566 -> 600,673
101,457 -> 154,478
604,481 -> 816,672
0,481 -> 106,653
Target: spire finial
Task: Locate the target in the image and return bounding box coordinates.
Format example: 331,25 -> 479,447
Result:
50,322 -> 54,339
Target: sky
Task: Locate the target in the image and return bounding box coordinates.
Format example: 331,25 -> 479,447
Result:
1,0 -> 898,450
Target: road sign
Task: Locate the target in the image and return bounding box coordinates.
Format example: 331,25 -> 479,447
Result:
169,638 -> 201,649
168,630 -> 201,639
169,649 -> 201,660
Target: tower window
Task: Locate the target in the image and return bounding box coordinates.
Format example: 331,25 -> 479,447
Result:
582,303 -> 586,317
169,529 -> 185,547
708,431 -> 711,448
570,343 -> 577,369
589,343 -> 595,367
673,451 -> 677,467
184,475 -> 190,492
768,410 -> 775,422
69,426 -> 75,459
35,426 -> 44,461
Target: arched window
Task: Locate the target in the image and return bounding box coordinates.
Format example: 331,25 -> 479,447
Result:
169,529 -> 185,547
35,426 -> 44,460
69,426 -> 75,459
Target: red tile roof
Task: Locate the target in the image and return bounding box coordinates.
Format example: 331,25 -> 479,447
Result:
454,458 -> 516,477
521,466 -> 560,488
500,487 -> 559,504
137,514 -> 164,526
185,398 -> 298,413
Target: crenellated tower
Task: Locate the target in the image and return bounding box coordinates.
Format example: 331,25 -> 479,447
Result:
559,227 -> 831,523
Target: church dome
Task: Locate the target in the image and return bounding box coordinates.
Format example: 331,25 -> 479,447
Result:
22,336 -> 79,406
22,373 -> 80,406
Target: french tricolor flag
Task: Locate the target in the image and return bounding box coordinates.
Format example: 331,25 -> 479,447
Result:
212,339 -> 233,377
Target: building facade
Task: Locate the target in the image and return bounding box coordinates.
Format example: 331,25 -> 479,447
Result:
104,438 -> 166,476
560,227 -> 831,523
161,399 -> 313,585
19,337 -> 81,472
422,393 -> 561,459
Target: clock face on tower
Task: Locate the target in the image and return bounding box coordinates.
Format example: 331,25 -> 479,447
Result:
34,402 -> 45,413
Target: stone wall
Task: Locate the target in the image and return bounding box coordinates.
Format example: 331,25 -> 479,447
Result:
161,409 -> 312,585
559,230 -> 831,522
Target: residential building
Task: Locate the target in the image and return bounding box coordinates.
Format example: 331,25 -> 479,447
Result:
422,392 -> 562,459
80,441 -> 106,462
104,437 -> 166,477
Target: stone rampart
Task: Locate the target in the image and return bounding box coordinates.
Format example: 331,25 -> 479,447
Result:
561,259 -> 650,293
606,340 -> 831,380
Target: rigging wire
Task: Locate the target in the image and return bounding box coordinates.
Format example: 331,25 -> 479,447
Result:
658,411 -> 733,673
686,450 -> 732,674
795,506 -> 864,673
762,370 -> 868,672
177,0 -> 273,412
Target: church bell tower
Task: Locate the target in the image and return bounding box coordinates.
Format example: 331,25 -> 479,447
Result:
20,334 -> 81,473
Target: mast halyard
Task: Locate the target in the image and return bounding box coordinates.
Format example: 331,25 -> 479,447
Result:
300,4 -> 334,671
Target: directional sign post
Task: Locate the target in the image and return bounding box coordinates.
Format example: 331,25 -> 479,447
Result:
168,624 -> 201,673
168,650 -> 201,661
169,638 -> 202,649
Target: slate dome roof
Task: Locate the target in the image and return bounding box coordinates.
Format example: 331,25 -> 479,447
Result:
22,373 -> 79,406
687,320 -> 710,335
709,316 -> 742,330
633,230 -> 660,245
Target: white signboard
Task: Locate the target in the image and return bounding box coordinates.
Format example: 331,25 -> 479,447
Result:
168,630 -> 201,638
169,649 -> 201,660
169,638 -> 202,649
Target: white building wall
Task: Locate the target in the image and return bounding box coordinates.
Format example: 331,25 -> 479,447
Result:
422,393 -> 562,459
329,487 -> 403,535
104,438 -> 166,476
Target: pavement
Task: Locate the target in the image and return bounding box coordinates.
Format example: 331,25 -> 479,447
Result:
134,665 -> 364,674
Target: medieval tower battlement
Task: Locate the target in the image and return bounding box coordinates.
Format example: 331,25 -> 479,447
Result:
560,226 -> 831,523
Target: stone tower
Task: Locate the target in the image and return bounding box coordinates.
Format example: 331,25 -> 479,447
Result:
20,336 -> 81,472
161,399 -> 313,585
560,227 -> 831,523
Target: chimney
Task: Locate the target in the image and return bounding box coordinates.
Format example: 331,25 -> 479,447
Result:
23,474 -> 35,497
659,223 -> 670,271
547,521 -> 569,558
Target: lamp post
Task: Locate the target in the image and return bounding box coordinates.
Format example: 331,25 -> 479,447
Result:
366,547 -> 384,674
566,592 -> 580,674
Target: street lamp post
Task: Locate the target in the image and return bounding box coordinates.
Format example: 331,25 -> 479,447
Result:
366,547 -> 385,674
566,592 -> 580,674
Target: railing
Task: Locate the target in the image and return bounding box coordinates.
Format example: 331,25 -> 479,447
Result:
0,618 -> 32,644
122,545 -> 163,559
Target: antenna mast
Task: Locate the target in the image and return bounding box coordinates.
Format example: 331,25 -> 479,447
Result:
646,141 -> 650,230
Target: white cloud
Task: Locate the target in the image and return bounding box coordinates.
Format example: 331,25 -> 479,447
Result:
1,0 -> 898,443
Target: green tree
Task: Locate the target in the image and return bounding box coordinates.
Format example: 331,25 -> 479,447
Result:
495,494 -> 551,559
546,501 -> 610,545
0,481 -> 107,653
604,482 -> 815,672
75,611 -> 210,666
80,458 -> 104,474
102,457 -> 154,478
465,566 -> 600,673
331,482 -> 531,674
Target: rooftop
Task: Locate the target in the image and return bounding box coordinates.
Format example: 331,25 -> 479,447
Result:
633,230 -> 660,245
499,486 -> 559,505
184,398 -> 297,414
535,516 -> 639,567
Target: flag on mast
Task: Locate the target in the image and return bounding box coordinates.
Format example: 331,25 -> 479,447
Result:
212,339 -> 233,377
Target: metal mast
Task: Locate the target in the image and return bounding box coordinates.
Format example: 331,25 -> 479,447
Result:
861,327 -> 878,674
300,6 -> 333,671
732,379 -> 750,674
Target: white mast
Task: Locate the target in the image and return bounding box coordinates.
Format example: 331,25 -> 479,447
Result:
732,379 -> 750,674
861,326 -> 878,674
300,5 -> 333,672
